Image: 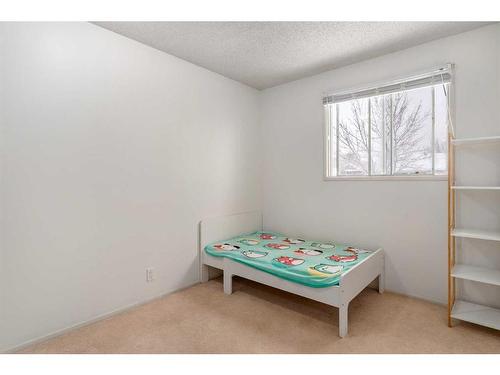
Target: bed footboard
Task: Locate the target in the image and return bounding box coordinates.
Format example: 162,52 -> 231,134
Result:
336,249 -> 384,337
340,249 -> 384,302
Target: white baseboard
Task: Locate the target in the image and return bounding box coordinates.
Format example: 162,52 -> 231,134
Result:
384,287 -> 446,306
3,281 -> 199,354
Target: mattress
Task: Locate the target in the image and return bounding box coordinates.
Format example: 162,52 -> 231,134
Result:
204,231 -> 374,288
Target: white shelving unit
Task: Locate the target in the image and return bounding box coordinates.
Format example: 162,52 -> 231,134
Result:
452,264 -> 500,286
451,228 -> 500,242
452,135 -> 500,146
452,186 -> 500,191
448,133 -> 500,331
451,300 -> 500,330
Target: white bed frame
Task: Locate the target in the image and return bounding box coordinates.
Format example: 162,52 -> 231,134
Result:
199,211 -> 384,337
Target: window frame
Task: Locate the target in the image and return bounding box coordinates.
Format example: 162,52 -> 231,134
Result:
323,66 -> 453,182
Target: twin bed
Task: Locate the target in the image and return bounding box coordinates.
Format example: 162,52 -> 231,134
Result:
200,211 -> 384,337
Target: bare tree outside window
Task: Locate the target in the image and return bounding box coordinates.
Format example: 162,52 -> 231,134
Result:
327,83 -> 448,177
337,98 -> 369,175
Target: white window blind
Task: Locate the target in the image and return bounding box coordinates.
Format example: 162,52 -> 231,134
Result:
323,65 -> 452,105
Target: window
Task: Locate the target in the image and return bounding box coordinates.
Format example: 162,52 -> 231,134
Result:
324,66 -> 451,178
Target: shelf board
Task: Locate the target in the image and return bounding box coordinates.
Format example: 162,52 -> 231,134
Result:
451,228 -> 500,242
452,186 -> 500,190
452,264 -> 500,286
451,300 -> 500,330
452,136 -> 500,146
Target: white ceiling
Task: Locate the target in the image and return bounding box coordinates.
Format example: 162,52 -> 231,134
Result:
94,22 -> 489,90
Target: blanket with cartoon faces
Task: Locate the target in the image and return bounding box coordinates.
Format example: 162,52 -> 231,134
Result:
204,231 -> 373,288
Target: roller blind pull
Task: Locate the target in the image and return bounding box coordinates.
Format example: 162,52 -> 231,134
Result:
323,64 -> 452,105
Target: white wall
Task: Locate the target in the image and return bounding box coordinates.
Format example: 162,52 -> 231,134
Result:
0,22 -> 261,352
260,24 -> 500,305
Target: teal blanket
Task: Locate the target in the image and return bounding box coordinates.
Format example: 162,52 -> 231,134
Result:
204,231 -> 373,288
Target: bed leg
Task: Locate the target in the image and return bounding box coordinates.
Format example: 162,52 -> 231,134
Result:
378,254 -> 385,294
378,271 -> 385,294
339,303 -> 348,338
200,264 -> 209,283
223,271 -> 233,295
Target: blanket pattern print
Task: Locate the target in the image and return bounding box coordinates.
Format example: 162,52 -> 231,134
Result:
205,231 -> 373,288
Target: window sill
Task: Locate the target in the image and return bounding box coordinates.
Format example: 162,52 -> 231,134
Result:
323,175 -> 448,181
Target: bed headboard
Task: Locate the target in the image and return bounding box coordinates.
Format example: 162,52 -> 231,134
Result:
199,211 -> 263,250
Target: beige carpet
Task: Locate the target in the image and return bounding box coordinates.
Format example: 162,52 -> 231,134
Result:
18,277 -> 500,354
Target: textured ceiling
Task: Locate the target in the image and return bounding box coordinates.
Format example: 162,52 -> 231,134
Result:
94,22 -> 489,89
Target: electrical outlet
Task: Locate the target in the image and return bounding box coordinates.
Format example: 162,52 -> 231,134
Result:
146,268 -> 154,282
